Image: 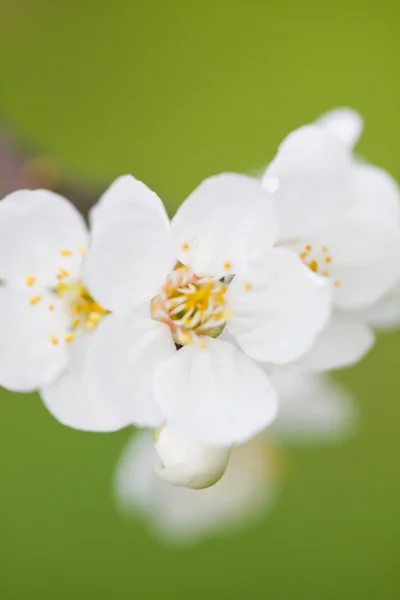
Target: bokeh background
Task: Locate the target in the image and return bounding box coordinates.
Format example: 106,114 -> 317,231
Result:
1,1 -> 399,598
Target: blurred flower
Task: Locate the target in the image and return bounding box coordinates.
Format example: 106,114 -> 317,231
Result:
262,108 -> 400,371
114,368 -> 355,544
81,173 -> 331,446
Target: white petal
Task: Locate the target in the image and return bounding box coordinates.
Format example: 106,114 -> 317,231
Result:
227,248 -> 332,363
84,176 -> 174,312
262,125 -> 352,240
316,107 -> 364,149
319,217 -> 400,309
114,431 -> 276,544
0,286 -> 69,391
170,173 -> 277,278
41,327 -> 136,431
344,163 -> 400,225
155,425 -> 231,489
0,189 -> 88,285
295,312 -> 374,372
358,283 -> 400,330
79,311 -> 174,428
154,338 -> 277,446
268,368 -> 357,442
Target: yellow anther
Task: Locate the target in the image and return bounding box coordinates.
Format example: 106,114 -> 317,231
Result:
182,242 -> 190,251
325,256 -> 332,264
64,332 -> 75,343
308,260 -> 318,273
25,275 -> 36,287
299,251 -> 308,259
48,305 -> 55,311
73,318 -> 80,328
322,246 -> 328,253
224,261 -> 232,270
60,249 -> 72,256
334,280 -> 341,287
305,244 -> 312,251
244,282 -> 253,291
85,320 -> 97,329
59,267 -> 70,277
322,270 -> 329,277
49,333 -> 59,345
78,245 -> 86,255
57,282 -> 67,291
29,295 -> 41,305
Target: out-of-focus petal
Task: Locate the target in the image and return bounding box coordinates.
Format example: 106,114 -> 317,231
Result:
294,312 -> 374,372
114,430 -> 276,544
262,125 -> 352,240
268,368 -> 357,442
316,107 -> 364,149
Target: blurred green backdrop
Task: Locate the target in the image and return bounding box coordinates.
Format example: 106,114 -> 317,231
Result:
0,1 -> 399,598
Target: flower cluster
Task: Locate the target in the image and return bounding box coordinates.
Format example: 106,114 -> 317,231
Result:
1,108 -> 400,540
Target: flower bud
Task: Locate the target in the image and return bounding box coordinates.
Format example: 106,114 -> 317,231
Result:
154,425 -> 232,490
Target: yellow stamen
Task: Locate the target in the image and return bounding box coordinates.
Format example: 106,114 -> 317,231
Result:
224,261 -> 232,270
48,305 -> 55,311
64,333 -> 75,343
244,282 -> 252,291
25,275 -> 36,287
299,251 -> 308,259
73,318 -> 80,328
49,333 -> 59,345
182,242 -> 190,251
334,280 -> 341,287
78,245 -> 86,255
60,249 -> 72,256
325,256 -> 332,264
57,282 -> 67,291
29,295 -> 41,305
305,244 -> 312,251
59,267 -> 70,277
322,246 -> 328,253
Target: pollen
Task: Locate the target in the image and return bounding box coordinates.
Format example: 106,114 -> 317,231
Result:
49,333 -> 59,345
60,249 -> 72,256
308,260 -> 318,273
29,295 -> 41,305
25,275 -> 36,287
64,332 -> 75,343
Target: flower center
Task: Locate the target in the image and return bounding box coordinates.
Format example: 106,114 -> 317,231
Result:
151,265 -> 230,345
299,244 -> 340,287
26,245 -> 109,345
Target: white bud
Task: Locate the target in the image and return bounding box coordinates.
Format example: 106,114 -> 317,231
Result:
154,425 -> 232,490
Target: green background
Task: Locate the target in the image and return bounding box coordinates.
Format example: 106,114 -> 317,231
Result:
0,1 -> 399,598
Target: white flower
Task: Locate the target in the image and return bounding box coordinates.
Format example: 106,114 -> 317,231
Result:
0,189 -> 130,430
79,172 -> 331,445
154,424 -> 232,489
262,108 -> 400,371
114,368 -> 355,544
